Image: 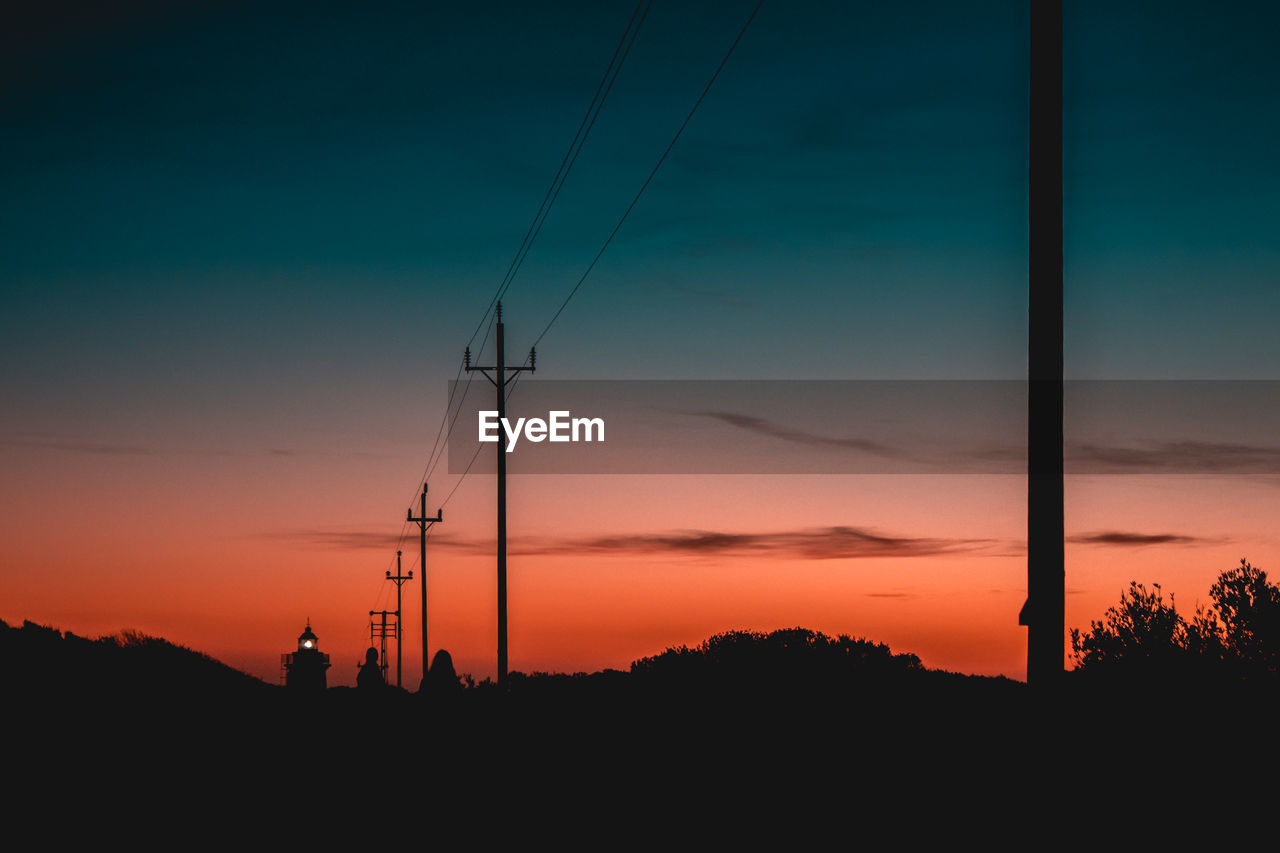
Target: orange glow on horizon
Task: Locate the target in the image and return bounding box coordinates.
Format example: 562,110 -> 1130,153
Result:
5,444 -> 1277,687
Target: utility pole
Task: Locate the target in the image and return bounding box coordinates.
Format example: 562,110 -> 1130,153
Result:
1022,0 -> 1064,686
386,550 -> 413,689
369,609 -> 395,685
408,483 -> 442,690
464,301 -> 535,686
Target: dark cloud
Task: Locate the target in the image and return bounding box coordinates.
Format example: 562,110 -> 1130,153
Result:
273,524 -> 1211,557
546,526 -> 986,559
1,437 -> 151,455
679,410 -> 1028,473
687,411 -> 903,457
682,416 -> 1280,476
1067,440 -> 1280,473
267,525 -> 992,560
262,530 -> 407,551
1068,531 -> 1207,547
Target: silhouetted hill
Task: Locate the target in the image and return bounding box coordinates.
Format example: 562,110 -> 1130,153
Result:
629,627 -> 1019,694
8,617 -> 1279,828
2,618 -> 1019,709
1,618 -> 273,700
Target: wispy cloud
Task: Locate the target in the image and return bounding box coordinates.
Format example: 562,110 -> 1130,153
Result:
1068,531 -> 1211,547
1067,440 -> 1280,473
274,526 -> 1216,557
265,524 -> 995,561
687,411 -> 903,457
1,437 -> 151,455
679,410 -> 1027,473
539,527 -> 987,559
685,413 -> 1280,475
262,529 -> 409,550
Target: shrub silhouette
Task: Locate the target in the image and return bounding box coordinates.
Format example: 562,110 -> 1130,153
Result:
630,627 -> 922,693
1071,558 -> 1280,682
1208,559 -> 1280,677
1069,582 -> 1190,677
1,619 -> 271,698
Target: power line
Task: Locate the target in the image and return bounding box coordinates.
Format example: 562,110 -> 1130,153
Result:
417,0 -> 763,525
425,369 -> 479,483
464,0 -> 654,354
494,0 -> 655,306
531,0 -> 765,351
362,1 -> 762,645
366,1 -> 645,629
420,362 -> 470,488
416,1 -> 653,495
440,441 -> 487,511
498,1 -> 764,419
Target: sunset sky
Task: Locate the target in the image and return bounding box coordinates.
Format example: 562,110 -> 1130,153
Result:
4,1 -> 1280,686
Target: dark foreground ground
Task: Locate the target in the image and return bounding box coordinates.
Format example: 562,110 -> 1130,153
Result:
7,619 -> 1277,836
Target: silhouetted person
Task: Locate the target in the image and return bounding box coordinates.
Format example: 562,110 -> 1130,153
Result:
426,649 -> 462,696
356,647 -> 385,691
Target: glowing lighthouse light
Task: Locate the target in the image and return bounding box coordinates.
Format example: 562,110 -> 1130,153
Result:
283,618 -> 330,690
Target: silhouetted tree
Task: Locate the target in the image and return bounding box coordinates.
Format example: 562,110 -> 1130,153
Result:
1208,558 -> 1280,677
1071,559 -> 1280,682
1070,582 -> 1191,678
630,627 -> 923,695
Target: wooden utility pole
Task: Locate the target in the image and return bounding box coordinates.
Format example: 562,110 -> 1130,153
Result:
464,301 -> 535,686
408,483 -> 442,691
1022,0 -> 1064,685
369,609 -> 395,685
386,550 -> 413,688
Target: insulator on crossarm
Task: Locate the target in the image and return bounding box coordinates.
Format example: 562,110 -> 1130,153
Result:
530,347 -> 536,371
464,346 -> 471,368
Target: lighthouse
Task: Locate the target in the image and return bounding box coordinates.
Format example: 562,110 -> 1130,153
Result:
282,619 -> 331,690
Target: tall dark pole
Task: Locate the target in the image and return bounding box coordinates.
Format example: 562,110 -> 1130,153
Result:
408,483 -> 442,690
464,301 -> 535,686
496,313 -> 508,684
387,550 -> 413,689
1022,0 -> 1064,685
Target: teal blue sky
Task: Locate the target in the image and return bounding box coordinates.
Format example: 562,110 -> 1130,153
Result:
1065,1 -> 1280,379
7,2 -> 1280,682
2,0 -> 1277,453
